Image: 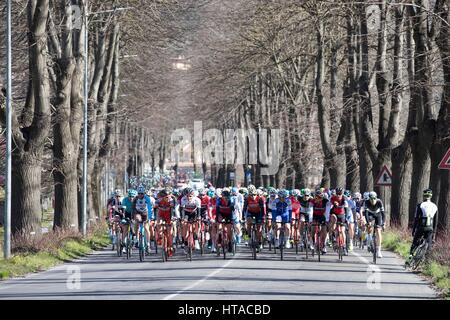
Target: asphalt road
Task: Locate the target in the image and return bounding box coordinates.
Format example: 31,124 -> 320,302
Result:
0,242 -> 439,300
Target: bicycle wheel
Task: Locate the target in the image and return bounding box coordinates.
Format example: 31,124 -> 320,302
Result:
222,240 -> 226,260
251,228 -> 257,260
305,227 -> 309,260
338,232 -> 344,261
280,229 -> 284,261
411,241 -> 428,270
372,233 -> 377,264
117,229 -> 122,257
139,233 -> 145,262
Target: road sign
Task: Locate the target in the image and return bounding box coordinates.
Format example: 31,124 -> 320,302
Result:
375,165 -> 393,186
438,148 -> 450,170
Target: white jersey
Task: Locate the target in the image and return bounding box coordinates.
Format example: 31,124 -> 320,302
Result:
181,196 -> 201,215
418,201 -> 438,228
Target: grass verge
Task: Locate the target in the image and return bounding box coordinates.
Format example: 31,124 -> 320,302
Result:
0,224 -> 109,281
382,228 -> 450,299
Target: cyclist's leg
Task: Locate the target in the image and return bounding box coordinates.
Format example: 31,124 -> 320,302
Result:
375,214 -> 382,248
149,219 -> 155,241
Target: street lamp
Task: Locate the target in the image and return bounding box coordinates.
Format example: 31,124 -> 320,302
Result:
82,2 -> 133,236
3,0 -> 12,259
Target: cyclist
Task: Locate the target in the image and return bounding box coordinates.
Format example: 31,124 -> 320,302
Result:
344,190 -> 356,251
329,187 -> 349,254
363,191 -> 385,258
132,186 -> 154,253
407,188 -> 437,263
120,189 -> 137,252
154,189 -> 176,257
198,188 -> 211,252
216,187 -> 236,253
266,188 -> 277,244
299,188 -> 314,250
290,189 -> 301,248
108,189 -> 125,246
232,187 -> 244,245
244,185 -> 265,252
309,188 -> 331,254
180,187 -> 202,251
272,189 -> 292,249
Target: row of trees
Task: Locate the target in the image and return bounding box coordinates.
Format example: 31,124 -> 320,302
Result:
175,0 -> 449,231
0,0 -> 449,236
0,0 -> 185,235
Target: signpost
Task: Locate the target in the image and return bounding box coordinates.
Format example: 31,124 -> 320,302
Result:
438,148 -> 450,170
375,165 -> 393,187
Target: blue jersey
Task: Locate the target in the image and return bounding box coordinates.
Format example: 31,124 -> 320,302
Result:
122,197 -> 134,214
273,198 -> 292,221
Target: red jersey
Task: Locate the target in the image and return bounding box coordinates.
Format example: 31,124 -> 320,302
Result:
217,197 -> 233,216
209,197 -> 217,220
245,196 -> 264,214
290,196 -> 301,216
155,197 -> 174,222
330,196 -> 346,215
311,198 -> 328,216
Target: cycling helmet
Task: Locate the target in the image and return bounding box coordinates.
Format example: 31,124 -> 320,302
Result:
344,190 -> 351,198
315,188 -> 323,197
335,187 -> 344,195
184,187 -> 194,196
423,188 -> 433,199
363,192 -> 369,200
207,190 -> 215,197
198,188 -> 206,195
292,189 -> 301,197
231,187 -> 238,194
248,185 -> 257,195
137,186 -> 146,194
159,189 -> 169,198
278,189 -> 288,198
115,189 -> 122,197
173,188 -> 180,196
128,189 -> 137,197
352,192 -> 362,200
301,188 -> 311,197
215,188 -> 222,197
369,191 -> 377,199
222,187 -> 231,197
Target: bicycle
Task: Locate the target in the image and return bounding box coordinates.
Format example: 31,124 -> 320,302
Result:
300,221 -> 310,259
405,235 -> 430,270
336,221 -> 346,262
291,218 -> 300,255
263,217 -> 273,252
137,218 -> 149,262
249,216 -> 258,260
124,219 -> 134,260
367,222 -> 383,264
197,219 -> 207,256
160,220 -> 172,262
273,217 -> 286,261
216,219 -> 232,259
311,222 -> 323,262
184,218 -> 197,262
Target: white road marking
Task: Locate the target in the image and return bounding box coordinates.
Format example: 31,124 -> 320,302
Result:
163,256 -> 236,300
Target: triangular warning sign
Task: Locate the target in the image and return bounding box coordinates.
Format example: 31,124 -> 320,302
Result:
375,165 -> 393,186
438,148 -> 450,170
